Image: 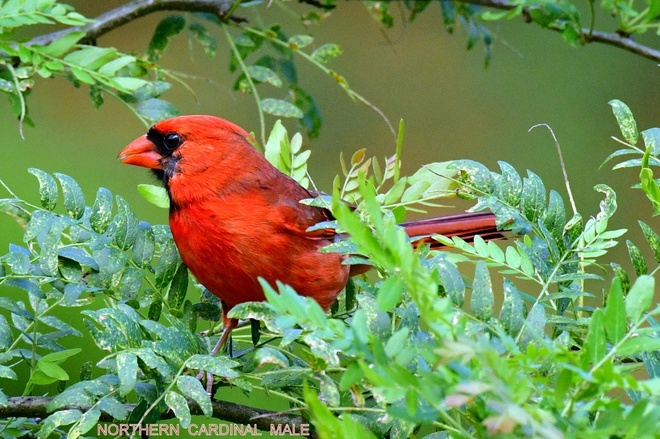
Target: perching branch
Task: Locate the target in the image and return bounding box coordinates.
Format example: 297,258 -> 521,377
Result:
460,0 -> 660,62
0,396 -> 318,438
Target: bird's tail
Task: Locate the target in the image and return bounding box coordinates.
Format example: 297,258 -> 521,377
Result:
348,211 -> 502,276
400,211 -> 502,248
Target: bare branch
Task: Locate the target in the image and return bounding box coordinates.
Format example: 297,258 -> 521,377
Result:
0,396 -> 318,439
583,30 -> 660,62
459,0 -> 660,62
28,0 -> 236,47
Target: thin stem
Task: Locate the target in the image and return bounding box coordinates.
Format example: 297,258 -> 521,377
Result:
132,363 -> 188,438
394,119 -> 404,183
223,24 -> 266,145
4,63 -> 26,139
240,25 -> 396,141
529,124 -> 577,216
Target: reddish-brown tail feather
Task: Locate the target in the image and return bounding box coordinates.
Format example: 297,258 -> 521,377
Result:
349,211 -> 501,276
401,211 -> 502,248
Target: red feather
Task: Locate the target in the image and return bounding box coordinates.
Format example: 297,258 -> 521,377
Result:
119,115 -> 501,353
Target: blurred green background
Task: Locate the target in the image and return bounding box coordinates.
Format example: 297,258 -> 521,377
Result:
0,0 -> 658,435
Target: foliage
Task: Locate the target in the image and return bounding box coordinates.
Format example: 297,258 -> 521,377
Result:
1,101 -> 660,437
1,0 -> 658,139
603,99 -> 660,216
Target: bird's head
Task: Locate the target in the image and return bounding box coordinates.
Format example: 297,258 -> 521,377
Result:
119,115 -> 261,209
119,115 -> 253,183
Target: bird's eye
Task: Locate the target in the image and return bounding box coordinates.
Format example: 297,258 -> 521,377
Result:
163,133 -> 182,150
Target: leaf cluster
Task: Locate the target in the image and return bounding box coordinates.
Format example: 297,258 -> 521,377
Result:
2,89 -> 660,438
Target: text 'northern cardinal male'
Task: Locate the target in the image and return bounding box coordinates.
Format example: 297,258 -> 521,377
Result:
119,115 -> 499,353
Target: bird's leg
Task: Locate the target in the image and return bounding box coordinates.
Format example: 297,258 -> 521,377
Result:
210,318 -> 237,355
198,317 -> 238,395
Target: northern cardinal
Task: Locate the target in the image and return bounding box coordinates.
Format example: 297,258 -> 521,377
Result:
119,115 -> 500,354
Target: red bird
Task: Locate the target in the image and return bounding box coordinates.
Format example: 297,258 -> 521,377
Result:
119,115 -> 499,353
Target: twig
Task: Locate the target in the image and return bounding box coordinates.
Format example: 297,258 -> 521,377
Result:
0,396 -> 318,439
528,123 -> 577,215
458,0 -> 660,62
22,0 -> 657,72
27,0 -> 235,47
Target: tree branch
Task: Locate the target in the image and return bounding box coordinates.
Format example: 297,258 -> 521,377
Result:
0,396 -> 318,438
459,0 -> 660,62
23,0 -> 659,62
28,0 -> 236,47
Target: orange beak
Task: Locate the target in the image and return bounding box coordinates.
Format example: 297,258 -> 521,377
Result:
118,135 -> 163,169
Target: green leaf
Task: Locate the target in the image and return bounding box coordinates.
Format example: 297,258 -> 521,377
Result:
436,258 -> 465,307
605,277 -> 627,344
189,23 -> 217,58
185,354 -> 239,378
471,261 -> 493,321
520,303 -> 546,348
97,55 -> 136,76
168,263 -> 189,309
133,221 -> 155,267
177,375 -> 212,417
639,161 -> 660,215
38,410 -> 82,439
247,65 -> 282,87
0,365 -> 17,380
377,277 -> 404,311
68,408 -> 100,439
3,251 -> 31,275
114,195 -> 138,250
0,315 -> 12,350
164,390 -> 191,428
609,99 -> 639,145
319,373 -> 341,407
625,275 -> 655,322
639,221 -> 660,262
500,279 -> 526,336
261,98 -> 303,118
155,239 -> 181,289
39,31 -> 85,57
627,240 -> 648,276
253,346 -> 290,369
64,46 -> 116,70
311,43 -> 343,63
112,77 -> 149,92
288,34 -> 314,49
128,81 -> 172,102
28,168 -> 58,210
291,84 -> 322,138
583,308 -> 606,367
90,187 -> 113,233
137,183 -> 170,209
148,15 -> 186,62
54,173 -> 85,220
137,98 -> 181,123
304,385 -> 377,438
35,361 -> 68,381
498,161 -> 522,206
618,336 -> 660,357
98,397 -> 129,420
117,353 -> 137,396
642,127 -> 660,156
520,171 -> 546,223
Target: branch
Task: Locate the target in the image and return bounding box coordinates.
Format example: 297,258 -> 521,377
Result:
28,0 -> 236,47
0,396 -> 318,438
24,0 -> 659,62
459,0 -> 660,62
